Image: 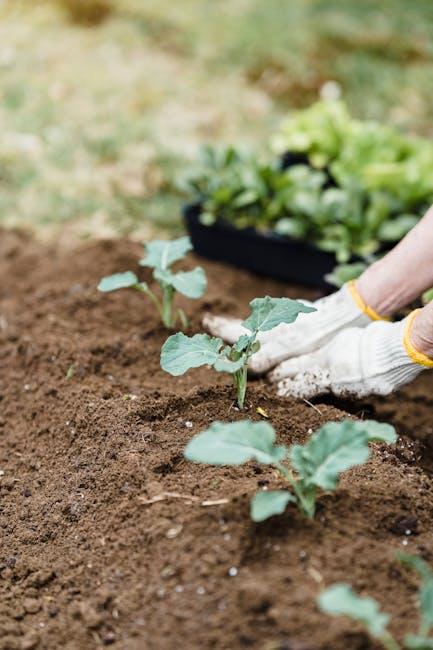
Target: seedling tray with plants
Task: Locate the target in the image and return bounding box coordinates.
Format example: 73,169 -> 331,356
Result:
184,202 -> 340,288
182,101 -> 433,288
3,229 -> 433,650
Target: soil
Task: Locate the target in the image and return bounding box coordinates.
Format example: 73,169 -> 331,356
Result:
1,228 -> 433,650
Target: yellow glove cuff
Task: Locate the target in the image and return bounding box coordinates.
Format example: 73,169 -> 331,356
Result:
347,280 -> 390,322
403,309 -> 433,368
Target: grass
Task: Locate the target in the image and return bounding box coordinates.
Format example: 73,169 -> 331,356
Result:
1,0 -> 433,242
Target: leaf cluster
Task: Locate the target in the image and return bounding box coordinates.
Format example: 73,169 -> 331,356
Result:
184,418 -> 397,521
182,100 -> 433,263
318,554 -> 433,650
98,236 -> 206,328
160,296 -> 315,407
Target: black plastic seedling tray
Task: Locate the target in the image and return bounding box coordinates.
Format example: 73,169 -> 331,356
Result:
183,203 -> 337,289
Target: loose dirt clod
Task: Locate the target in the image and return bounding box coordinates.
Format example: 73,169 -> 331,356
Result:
1,229 -> 433,649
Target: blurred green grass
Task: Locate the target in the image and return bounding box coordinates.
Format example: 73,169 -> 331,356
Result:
1,0 -> 433,242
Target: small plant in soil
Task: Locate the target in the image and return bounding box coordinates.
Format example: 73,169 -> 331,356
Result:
160,296 -> 315,408
318,553 -> 433,650
184,418 -> 396,520
98,236 -> 206,329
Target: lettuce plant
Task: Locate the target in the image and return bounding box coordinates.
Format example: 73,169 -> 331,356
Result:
98,236 -> 206,328
160,296 -> 315,408
318,554 -> 433,650
184,418 -> 396,521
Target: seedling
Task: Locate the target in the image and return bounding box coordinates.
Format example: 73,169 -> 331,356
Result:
98,236 -> 206,328
318,554 -> 433,650
184,418 -> 396,520
160,296 -> 315,408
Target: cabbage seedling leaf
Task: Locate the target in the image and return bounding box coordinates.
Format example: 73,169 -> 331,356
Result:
184,420 -> 287,466
242,296 -> 316,333
399,554 -> 433,632
404,635 -> 433,649
161,333 -> 223,376
139,236 -> 192,270
250,490 -> 295,522
291,420 -> 375,490
154,267 -> 207,299
361,420 -> 397,444
318,584 -> 390,638
213,357 -> 246,373
98,272 -> 139,292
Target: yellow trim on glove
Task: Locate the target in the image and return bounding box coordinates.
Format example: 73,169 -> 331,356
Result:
403,309 -> 433,368
347,280 -> 389,322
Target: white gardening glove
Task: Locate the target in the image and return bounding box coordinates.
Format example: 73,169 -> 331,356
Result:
270,310 -> 433,399
203,282 -> 382,374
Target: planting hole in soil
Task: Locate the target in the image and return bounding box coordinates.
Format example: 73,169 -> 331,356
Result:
1,229 -> 433,650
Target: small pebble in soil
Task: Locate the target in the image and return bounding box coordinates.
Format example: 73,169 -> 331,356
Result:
196,586 -> 206,595
0,469 -> 4,476
156,588 -> 165,598
405,529 -> 412,536
166,525 -> 183,539
223,533 -> 231,541
401,539 -> 409,546
228,567 -> 238,577
299,550 -> 307,560
185,421 -> 193,428
174,585 -> 184,593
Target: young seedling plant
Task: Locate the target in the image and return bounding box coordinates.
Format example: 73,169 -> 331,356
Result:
318,553 -> 433,650
184,418 -> 397,521
160,296 -> 315,408
98,236 -> 206,328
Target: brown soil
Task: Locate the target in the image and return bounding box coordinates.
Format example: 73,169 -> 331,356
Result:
1,229 -> 433,650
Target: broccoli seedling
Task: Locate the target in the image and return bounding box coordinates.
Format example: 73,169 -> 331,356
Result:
318,554 -> 433,650
160,296 -> 315,408
98,236 -> 206,329
184,418 -> 396,520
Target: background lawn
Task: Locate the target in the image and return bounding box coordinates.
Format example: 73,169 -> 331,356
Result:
1,0 -> 433,243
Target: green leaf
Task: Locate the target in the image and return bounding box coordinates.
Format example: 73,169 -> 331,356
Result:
360,420 -> 397,444
318,584 -> 390,638
405,635 -> 433,649
161,333 -> 223,376
325,262 -> 367,289
234,334 -> 254,353
213,357 -> 246,374
184,420 -> 287,466
139,236 -> 192,270
378,214 -> 419,242
290,420 -> 395,491
98,271 -> 138,292
398,554 -> 433,632
250,490 -> 295,522
241,296 -> 316,333
154,267 -> 207,298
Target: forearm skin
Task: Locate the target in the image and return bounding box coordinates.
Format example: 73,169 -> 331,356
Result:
357,206 -> 433,316
410,301 -> 433,359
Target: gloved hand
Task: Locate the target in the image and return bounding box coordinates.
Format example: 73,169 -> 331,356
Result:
270,310 -> 433,399
203,282 -> 384,374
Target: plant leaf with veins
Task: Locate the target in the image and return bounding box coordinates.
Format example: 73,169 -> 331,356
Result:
241,296 -> 316,333
98,271 -> 140,292
318,584 -> 390,638
184,420 -> 287,466
139,236 -> 192,270
290,420 -> 396,491
250,490 -> 295,522
161,333 -> 223,376
154,267 -> 207,298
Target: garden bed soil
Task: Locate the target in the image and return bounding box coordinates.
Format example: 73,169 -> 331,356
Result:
1,228 -> 433,650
